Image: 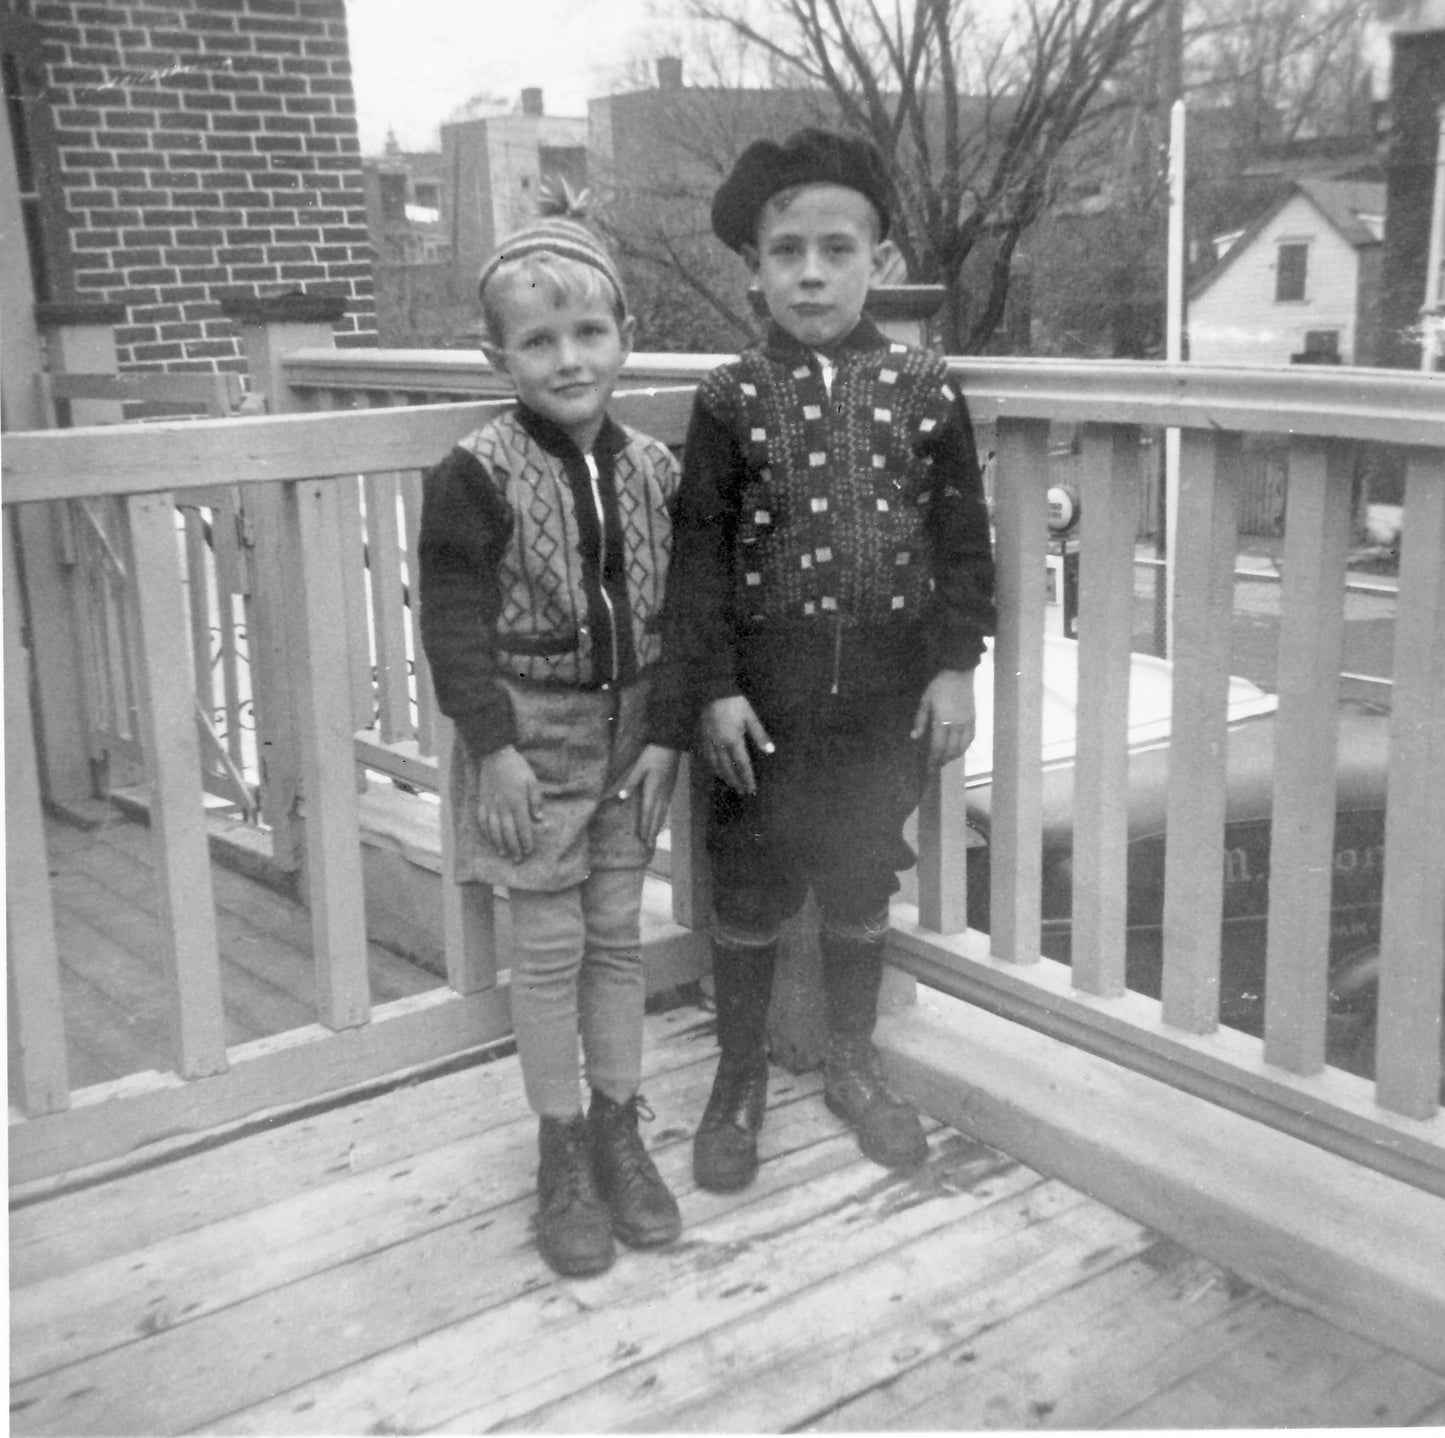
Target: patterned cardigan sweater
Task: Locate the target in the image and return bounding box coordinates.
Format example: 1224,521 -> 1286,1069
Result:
647,318 -> 996,749
418,405 -> 679,758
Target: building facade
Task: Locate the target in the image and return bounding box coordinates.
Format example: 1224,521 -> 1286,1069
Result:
1188,180 -> 1386,367
0,0 -> 375,378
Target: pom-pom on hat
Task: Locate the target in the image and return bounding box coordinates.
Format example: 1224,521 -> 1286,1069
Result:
476,177 -> 625,306
711,127 -> 895,253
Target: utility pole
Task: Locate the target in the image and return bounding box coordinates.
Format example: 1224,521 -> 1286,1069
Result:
1154,0 -> 1185,657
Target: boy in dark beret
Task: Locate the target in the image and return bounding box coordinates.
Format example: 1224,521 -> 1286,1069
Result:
645,128 -> 996,1189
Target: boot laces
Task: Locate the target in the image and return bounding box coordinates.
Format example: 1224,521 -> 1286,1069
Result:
605,1095 -> 661,1190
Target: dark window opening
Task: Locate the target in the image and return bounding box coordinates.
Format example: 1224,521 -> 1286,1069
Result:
1275,242 -> 1308,303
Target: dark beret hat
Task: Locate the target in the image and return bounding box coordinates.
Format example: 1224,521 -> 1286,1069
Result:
711,127 -> 895,253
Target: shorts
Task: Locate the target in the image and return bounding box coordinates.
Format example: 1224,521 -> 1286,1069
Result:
449,676 -> 654,892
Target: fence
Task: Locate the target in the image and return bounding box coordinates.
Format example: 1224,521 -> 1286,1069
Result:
5,342 -> 1442,1203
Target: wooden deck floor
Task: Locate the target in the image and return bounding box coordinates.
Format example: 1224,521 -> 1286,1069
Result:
11,813 -> 1445,1432
10,1012 -> 1445,1434
42,810 -> 442,1087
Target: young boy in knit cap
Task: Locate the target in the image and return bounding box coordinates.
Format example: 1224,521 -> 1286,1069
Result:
419,189 -> 683,1276
647,129 -> 996,1190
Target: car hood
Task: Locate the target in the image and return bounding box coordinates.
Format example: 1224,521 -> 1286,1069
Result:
963,634 -> 1279,783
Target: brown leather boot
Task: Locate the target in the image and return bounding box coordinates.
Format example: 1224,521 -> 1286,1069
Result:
693,1052 -> 770,1192
823,1033 -> 928,1168
820,932 -> 928,1169
588,1090 -> 682,1248
536,1114 -> 615,1276
692,940 -> 775,1192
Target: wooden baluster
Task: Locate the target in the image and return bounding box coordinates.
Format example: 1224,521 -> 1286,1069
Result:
363,465 -> 413,745
283,477 -> 372,1031
1375,450 -> 1445,1119
122,491 -> 228,1078
400,468 -> 436,757
5,518 -> 71,1114
1071,424 -> 1139,996
1161,430 -> 1240,1033
916,758 -> 971,936
181,503 -> 215,770
667,753 -> 712,932
1264,437 -> 1352,1074
210,489 -> 249,772
435,715 -> 499,995
989,417 -> 1049,964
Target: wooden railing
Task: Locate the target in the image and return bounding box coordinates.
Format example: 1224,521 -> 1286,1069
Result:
5,346 -> 1442,1196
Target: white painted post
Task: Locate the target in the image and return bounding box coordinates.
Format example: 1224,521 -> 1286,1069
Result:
1164,99 -> 1187,659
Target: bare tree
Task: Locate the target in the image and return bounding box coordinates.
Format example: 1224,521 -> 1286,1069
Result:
601,0 -> 1167,352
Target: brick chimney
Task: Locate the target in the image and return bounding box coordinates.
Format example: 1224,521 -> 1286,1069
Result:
521,87 -> 544,116
656,56 -> 683,90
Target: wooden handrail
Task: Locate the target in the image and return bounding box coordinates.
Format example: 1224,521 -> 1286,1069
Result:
5,354 -> 1441,1192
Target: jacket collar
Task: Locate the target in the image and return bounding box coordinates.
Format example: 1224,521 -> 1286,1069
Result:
758,314 -> 890,365
514,403 -> 626,462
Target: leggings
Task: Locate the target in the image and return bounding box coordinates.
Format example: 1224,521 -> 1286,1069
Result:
507,866 -> 647,1118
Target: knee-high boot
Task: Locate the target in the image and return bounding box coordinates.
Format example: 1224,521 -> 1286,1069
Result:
819,933 -> 928,1169
693,940 -> 775,1192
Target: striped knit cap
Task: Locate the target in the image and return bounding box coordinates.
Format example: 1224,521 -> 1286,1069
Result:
476,178 -> 625,309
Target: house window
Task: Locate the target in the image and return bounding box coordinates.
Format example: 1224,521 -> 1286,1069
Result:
412,181 -> 440,211
378,172 -> 408,223
1275,242 -> 1308,303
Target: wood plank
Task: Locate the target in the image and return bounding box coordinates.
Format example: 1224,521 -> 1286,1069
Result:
879,991 -> 1445,1373
435,714 -> 500,995
239,483 -> 302,866
199,1121 -> 995,1438
12,501 -> 93,801
1376,451 -> 1445,1119
1263,437 -> 1352,1074
399,469 -> 435,754
989,417 -> 1050,963
281,477 -> 371,1030
122,491 -> 227,1079
516,1183 -> 1148,1432
10,1049 -> 723,1385
63,816 -> 435,1006
916,750 -> 971,935
362,468 -> 412,743
6,1005 -> 713,1283
12,1070 -> 880,1435
665,752 -> 712,931
334,470 -> 374,733
824,1243 -> 1234,1430
1161,430 -> 1240,1032
1071,424 -> 1139,995
7,987 -> 513,1186
5,521 -> 71,1113
1113,1307 -> 1445,1429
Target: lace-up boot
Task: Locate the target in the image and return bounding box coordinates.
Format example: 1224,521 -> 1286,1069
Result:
821,933 -> 928,1169
588,1090 -> 682,1248
693,940 -> 775,1192
536,1113 -> 615,1276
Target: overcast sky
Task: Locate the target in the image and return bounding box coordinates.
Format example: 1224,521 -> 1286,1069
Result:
345,0 -> 670,153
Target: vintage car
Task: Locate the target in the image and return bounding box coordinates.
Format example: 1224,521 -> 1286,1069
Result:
946,635 -> 1393,1080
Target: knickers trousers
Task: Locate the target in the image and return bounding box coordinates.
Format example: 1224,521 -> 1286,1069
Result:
508,866 -> 647,1117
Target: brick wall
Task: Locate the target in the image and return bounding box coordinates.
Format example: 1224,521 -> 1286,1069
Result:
36,0 -> 376,372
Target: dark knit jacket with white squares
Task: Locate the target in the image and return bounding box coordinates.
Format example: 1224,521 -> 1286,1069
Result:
647,317 -> 996,750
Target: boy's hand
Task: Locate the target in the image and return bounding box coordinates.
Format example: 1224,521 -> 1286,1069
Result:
912,669 -> 976,769
702,696 -> 775,795
614,745 -> 681,847
475,745 -> 543,863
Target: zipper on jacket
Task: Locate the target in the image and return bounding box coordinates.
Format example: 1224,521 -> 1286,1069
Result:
830,615 -> 843,695
585,452 -> 622,684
